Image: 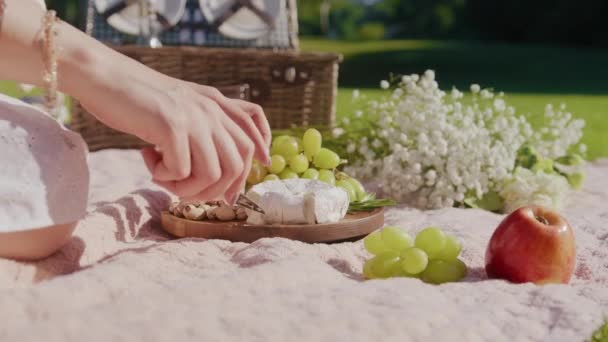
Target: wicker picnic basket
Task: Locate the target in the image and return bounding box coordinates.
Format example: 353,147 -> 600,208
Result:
70,46 -> 342,151
70,0 -> 342,151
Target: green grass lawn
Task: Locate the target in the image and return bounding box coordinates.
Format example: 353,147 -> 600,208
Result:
301,38 -> 608,160
1,38 -> 606,159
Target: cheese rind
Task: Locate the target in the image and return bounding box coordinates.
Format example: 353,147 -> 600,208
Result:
245,179 -> 349,225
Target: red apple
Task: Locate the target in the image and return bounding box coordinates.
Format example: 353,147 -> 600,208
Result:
485,205 -> 576,284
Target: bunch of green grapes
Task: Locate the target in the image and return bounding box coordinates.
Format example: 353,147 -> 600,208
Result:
362,226 -> 467,284
246,129 -> 368,202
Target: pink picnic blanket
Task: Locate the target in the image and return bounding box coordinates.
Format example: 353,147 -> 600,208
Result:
0,149 -> 607,342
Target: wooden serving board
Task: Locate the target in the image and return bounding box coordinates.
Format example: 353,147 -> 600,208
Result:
160,208 -> 384,243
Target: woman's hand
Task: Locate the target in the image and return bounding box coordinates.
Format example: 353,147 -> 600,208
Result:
0,2 -> 271,204
77,70 -> 271,205
141,83 -> 272,204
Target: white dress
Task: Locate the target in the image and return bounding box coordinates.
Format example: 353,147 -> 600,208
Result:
0,93 -> 89,231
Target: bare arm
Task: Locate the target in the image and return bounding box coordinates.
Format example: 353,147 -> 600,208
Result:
0,0 -> 271,204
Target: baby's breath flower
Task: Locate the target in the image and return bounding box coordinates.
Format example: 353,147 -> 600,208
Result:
480,89 -> 493,99
340,70 -> 585,212
380,80 -> 390,89
451,88 -> 463,100
500,168 -> 570,213
493,98 -> 506,112
352,89 -> 360,99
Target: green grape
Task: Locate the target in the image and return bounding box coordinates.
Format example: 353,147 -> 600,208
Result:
279,168 -> 299,179
301,168 -> 319,180
313,148 -> 341,169
296,137 -> 304,152
434,235 -> 462,261
400,247 -> 428,275
363,231 -> 389,255
303,128 -> 322,159
346,177 -> 366,201
369,251 -> 400,279
271,136 -> 299,159
336,180 -> 357,202
420,259 -> 467,284
271,135 -> 291,148
363,259 -> 376,279
386,258 -> 404,278
318,169 -> 336,185
289,154 -> 309,174
414,227 -> 447,259
267,155 -> 286,174
246,160 -> 267,185
263,174 -> 280,182
380,226 -> 414,252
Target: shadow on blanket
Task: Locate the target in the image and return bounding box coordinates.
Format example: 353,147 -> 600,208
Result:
31,189 -> 172,283
32,236 -> 86,283
94,189 -> 172,242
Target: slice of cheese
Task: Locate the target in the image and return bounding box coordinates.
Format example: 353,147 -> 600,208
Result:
245,179 -> 349,225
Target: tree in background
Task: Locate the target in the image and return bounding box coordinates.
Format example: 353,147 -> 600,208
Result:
46,0 -> 80,26
47,0 -> 608,46
299,0 -> 384,40
373,0 -> 466,38
298,0 -> 608,46
467,0 -> 608,46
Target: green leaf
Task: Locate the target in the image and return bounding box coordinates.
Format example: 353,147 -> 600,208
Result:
463,196 -> 479,208
555,154 -> 585,166
531,158 -> 555,174
515,145 -> 540,169
567,172 -> 585,190
463,191 -> 504,212
348,196 -> 396,213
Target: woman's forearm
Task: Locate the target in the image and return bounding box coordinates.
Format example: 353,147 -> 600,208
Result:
0,0 -> 172,102
0,0 -> 50,87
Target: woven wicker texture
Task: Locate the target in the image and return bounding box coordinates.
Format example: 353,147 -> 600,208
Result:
70,46 -> 342,151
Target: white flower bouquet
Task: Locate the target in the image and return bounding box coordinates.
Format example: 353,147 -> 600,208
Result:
331,70 -> 586,213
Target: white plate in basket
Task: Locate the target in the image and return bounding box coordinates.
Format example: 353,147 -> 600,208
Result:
95,0 -> 187,36
199,0 -> 282,40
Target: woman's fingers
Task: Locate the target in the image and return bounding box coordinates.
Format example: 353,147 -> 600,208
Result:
215,97 -> 270,166
193,84 -> 269,165
137,83 -> 267,204
222,118 -> 255,204
193,129 -> 244,204
141,147 -> 162,174
151,127 -> 192,182
232,99 -> 272,148
172,136 -> 222,198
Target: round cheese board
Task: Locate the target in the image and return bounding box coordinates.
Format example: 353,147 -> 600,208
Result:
160,208 -> 384,243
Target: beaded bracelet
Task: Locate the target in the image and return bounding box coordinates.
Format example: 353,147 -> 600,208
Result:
41,10 -> 60,118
